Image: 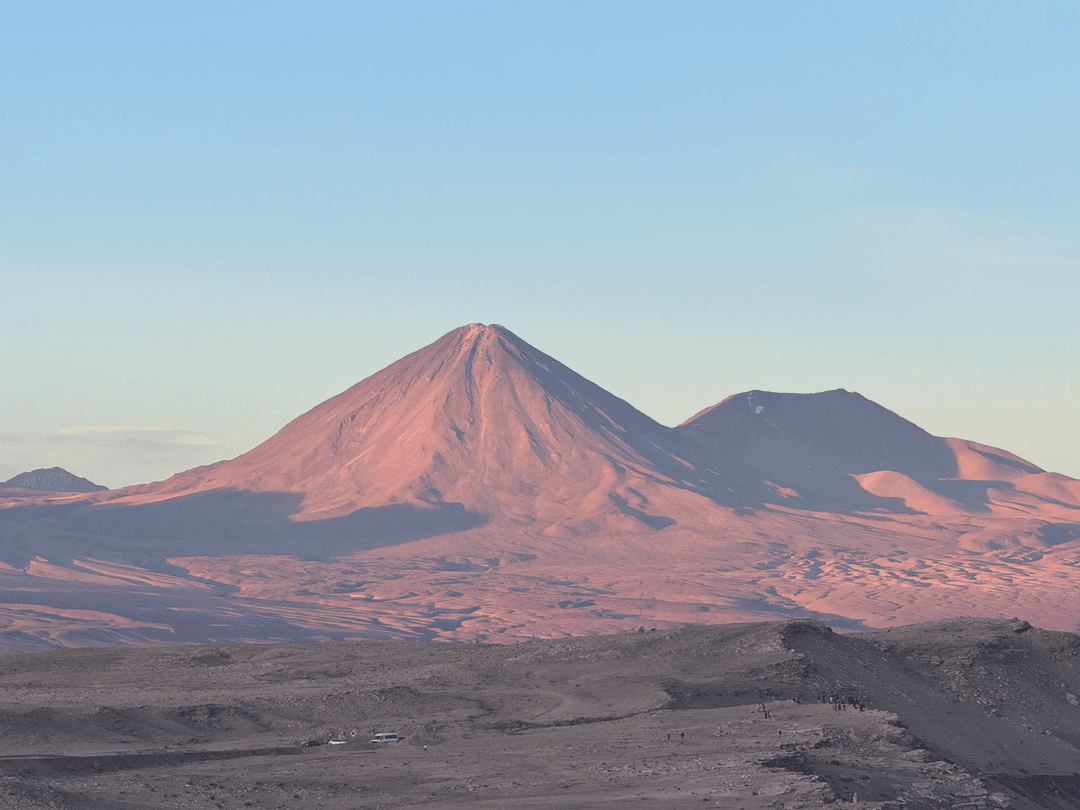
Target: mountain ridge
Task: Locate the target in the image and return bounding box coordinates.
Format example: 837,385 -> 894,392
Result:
101,323 -> 770,529
1,466 -> 107,494
77,324 -> 1078,527
1,323 -> 1078,644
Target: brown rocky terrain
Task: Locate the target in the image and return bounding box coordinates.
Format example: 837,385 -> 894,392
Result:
1,323 -> 1078,646
2,618 -> 1079,809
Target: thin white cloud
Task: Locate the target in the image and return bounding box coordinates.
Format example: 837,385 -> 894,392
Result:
0,427 -> 257,490
55,425 -> 227,447
55,425 -> 175,434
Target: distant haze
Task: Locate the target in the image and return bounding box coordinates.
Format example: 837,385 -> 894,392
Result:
2,4 -> 1077,487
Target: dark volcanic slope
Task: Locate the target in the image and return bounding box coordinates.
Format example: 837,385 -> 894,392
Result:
677,388 -> 1080,516
677,389 -> 957,483
2,467 -> 106,493
1,618 -> 1078,809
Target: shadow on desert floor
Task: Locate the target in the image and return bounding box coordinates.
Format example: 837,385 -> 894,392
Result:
0,490 -> 488,572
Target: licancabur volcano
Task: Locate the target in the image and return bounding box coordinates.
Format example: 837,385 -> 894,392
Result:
124,322 -> 753,532
2,323 -> 1079,648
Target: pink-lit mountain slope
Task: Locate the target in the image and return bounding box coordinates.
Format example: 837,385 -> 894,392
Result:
105,323 -> 768,533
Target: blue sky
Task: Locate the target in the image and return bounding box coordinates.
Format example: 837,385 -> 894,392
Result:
3,1 -> 1078,487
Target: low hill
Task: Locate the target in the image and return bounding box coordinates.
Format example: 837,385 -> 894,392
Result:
1,467 -> 106,494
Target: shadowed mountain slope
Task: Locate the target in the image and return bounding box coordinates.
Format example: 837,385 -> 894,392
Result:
677,389 -> 957,482
1,467 -> 106,494
677,389 -> 1080,518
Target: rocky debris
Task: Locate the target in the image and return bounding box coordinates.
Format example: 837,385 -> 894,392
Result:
0,617 -> 1077,808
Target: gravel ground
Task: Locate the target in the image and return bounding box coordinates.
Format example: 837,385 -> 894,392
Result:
1,618 -> 1078,809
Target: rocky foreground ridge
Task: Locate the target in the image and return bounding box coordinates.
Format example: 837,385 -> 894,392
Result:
2,618 -> 1079,809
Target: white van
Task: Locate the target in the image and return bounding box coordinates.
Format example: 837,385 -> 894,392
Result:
371,732 -> 399,744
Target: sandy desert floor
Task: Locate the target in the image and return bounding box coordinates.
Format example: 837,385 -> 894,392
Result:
4,518 -> 1080,652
